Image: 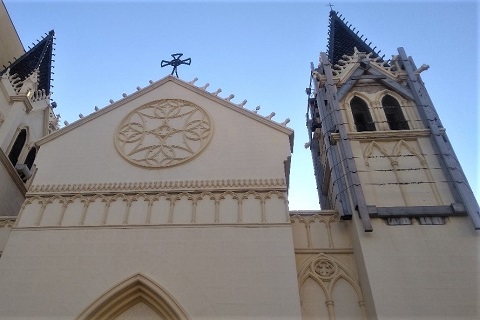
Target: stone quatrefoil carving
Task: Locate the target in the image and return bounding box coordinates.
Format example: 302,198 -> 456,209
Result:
115,99 -> 212,168
313,259 -> 337,279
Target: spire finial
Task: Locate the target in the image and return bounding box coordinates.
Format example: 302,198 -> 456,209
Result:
327,2 -> 334,11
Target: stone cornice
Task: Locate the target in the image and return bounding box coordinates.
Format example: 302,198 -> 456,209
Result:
37,76 -> 294,149
330,129 -> 433,142
28,178 -> 287,195
0,216 -> 16,228
289,210 -> 337,216
294,248 -> 354,254
0,148 -> 27,194
13,222 -> 292,231
10,94 -> 33,113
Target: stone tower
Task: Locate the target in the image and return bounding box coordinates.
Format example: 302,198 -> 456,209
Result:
305,10 -> 480,318
0,19 -> 57,218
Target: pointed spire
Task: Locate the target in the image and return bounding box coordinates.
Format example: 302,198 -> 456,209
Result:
327,11 -> 382,65
0,30 -> 55,96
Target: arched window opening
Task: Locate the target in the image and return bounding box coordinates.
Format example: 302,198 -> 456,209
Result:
382,95 -> 409,130
8,129 -> 27,166
350,97 -> 375,132
24,147 -> 37,170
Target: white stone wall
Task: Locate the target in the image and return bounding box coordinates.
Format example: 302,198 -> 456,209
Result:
0,226 -> 302,319
0,151 -> 25,216
0,217 -> 15,254
33,80 -> 292,187
0,77 -> 299,319
352,137 -> 455,208
350,214 -> 480,319
291,211 -> 367,320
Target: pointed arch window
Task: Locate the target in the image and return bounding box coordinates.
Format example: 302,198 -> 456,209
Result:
382,95 -> 409,130
24,147 -> 37,170
8,129 -> 27,166
350,97 -> 375,132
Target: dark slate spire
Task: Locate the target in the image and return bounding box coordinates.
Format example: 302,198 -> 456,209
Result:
1,30 -> 55,96
327,11 -> 383,65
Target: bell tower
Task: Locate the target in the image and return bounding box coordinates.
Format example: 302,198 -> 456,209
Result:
306,10 -> 480,318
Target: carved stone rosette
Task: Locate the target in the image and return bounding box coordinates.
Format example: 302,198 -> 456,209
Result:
115,99 -> 212,168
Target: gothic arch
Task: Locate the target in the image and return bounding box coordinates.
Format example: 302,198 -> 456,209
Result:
392,140 -> 426,165
345,91 -> 373,106
348,95 -> 376,132
374,89 -> 410,108
24,146 -> 37,169
8,126 -> 29,166
77,273 -> 190,320
297,253 -> 367,319
392,140 -> 442,205
363,141 -> 395,167
375,89 -> 418,129
381,94 -> 409,130
297,253 -> 364,302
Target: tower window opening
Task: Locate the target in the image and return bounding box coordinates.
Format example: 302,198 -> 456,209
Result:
24,147 -> 37,170
382,95 -> 409,130
8,129 -> 27,166
350,97 -> 375,132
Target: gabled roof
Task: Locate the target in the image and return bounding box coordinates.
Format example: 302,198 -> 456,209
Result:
1,30 -> 55,95
327,11 -> 383,65
38,75 -> 294,150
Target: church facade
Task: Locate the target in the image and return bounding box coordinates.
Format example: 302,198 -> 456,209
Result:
0,3 -> 478,319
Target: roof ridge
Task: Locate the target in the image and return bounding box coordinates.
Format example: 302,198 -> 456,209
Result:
39,75 -> 293,150
327,10 -> 384,65
59,75 -> 292,131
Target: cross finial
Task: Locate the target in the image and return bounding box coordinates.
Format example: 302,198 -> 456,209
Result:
161,53 -> 191,77
327,2 -> 334,11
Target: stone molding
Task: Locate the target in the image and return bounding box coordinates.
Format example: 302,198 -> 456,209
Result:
28,178 -> 287,195
76,273 -> 191,320
14,223 -> 291,231
330,129 -> 432,142
19,190 -> 289,228
290,211 -> 343,250
0,217 -> 16,228
294,248 -> 353,254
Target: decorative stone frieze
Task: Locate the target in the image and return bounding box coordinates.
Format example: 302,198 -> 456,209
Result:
28,178 -> 287,194
290,211 -> 354,250
0,217 -> 16,228
18,190 -> 289,228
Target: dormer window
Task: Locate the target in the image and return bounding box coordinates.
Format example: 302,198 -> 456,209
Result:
382,95 -> 409,130
350,96 -> 375,132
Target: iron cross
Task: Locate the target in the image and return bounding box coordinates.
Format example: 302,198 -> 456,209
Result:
161,53 -> 191,77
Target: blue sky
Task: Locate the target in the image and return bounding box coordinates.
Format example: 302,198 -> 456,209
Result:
4,0 -> 478,210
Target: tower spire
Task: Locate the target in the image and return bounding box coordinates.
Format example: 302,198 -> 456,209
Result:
0,30 -> 55,95
327,11 -> 382,64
